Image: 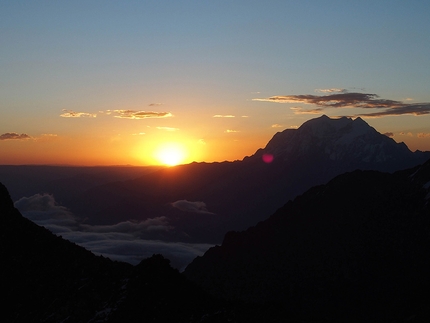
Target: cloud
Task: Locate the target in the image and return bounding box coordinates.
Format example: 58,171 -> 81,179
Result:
418,133 -> 430,138
113,110 -> 173,119
156,126 -> 179,131
148,103 -> 163,106
253,91 -> 430,118
60,109 -> 97,118
213,115 -> 235,118
225,129 -> 239,133
271,124 -> 284,128
0,132 -> 31,140
14,193 -> 212,270
34,134 -> 58,142
383,132 -> 394,138
315,88 -> 346,93
171,200 -> 215,215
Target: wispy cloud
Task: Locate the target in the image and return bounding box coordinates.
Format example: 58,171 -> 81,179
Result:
315,88 -> 346,93
271,124 -> 284,128
171,200 -> 215,215
213,114 -> 235,118
34,134 -> 58,142
225,129 -> 239,133
60,109 -> 97,118
253,91 -> 430,118
0,132 -> 31,140
113,110 -> 173,119
156,126 -> 179,132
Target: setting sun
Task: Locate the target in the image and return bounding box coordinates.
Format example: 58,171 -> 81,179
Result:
154,142 -> 187,166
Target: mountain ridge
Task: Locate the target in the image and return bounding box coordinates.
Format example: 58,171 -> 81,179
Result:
184,158 -> 430,322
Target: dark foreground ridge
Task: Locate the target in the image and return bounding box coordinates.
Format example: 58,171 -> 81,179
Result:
184,159 -> 430,322
0,181 -> 231,323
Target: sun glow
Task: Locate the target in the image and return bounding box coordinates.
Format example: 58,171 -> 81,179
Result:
154,142 -> 187,166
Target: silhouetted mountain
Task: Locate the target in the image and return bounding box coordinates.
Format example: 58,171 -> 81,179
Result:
0,182 -> 229,322
70,116 -> 430,244
184,158 -> 430,322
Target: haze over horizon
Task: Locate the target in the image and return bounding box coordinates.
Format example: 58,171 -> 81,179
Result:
2,1 -> 430,166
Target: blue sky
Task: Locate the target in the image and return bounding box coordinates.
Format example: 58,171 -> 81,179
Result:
1,0 -> 430,165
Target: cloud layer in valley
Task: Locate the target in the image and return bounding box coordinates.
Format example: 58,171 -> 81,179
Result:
253,91 -> 430,117
14,194 -> 214,271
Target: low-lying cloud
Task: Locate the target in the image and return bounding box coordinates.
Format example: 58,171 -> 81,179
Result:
15,194 -> 213,271
171,200 -> 215,215
253,91 -> 430,117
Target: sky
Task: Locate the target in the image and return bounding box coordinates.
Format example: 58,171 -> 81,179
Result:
2,0 -> 430,166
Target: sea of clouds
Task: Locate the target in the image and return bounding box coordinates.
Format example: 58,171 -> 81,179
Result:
14,193 -> 214,271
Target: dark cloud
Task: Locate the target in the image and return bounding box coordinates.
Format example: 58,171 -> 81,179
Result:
0,132 -> 31,140
60,109 -> 97,118
383,132 -> 394,138
171,200 -> 215,215
253,92 -> 430,117
113,110 -> 173,119
15,194 -> 213,270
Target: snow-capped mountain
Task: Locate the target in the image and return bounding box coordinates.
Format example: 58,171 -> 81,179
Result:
250,115 -> 427,172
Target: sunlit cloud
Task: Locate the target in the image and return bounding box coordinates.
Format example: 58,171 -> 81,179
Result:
60,109 -> 97,118
132,132 -> 146,136
418,133 -> 430,138
171,200 -> 215,215
400,132 -> 413,137
383,132 -> 394,138
290,107 -> 323,114
225,129 -> 239,133
156,126 -> 179,132
213,114 -> 235,118
198,139 -> 206,145
271,124 -> 284,128
0,132 -> 31,140
253,91 -> 430,118
34,134 -> 58,142
113,110 -> 173,119
241,115 -> 249,118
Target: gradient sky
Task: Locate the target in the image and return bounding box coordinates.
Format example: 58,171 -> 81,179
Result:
2,0 -> 430,166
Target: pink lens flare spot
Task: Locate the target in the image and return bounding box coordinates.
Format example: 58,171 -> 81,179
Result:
262,153 -> 274,163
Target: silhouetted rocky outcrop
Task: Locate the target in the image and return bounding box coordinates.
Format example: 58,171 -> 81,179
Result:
184,159 -> 430,322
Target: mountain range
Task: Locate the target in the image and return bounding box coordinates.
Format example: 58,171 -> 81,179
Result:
60,115 -> 430,243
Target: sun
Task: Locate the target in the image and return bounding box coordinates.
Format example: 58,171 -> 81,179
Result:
154,142 -> 187,166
